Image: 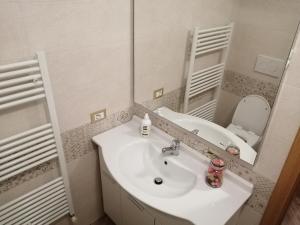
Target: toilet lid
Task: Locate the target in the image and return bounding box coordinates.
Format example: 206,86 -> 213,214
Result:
232,95 -> 271,136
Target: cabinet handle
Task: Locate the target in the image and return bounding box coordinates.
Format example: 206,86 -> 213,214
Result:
128,194 -> 144,211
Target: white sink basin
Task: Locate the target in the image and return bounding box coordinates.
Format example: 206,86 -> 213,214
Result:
155,107 -> 257,165
119,140 -> 197,198
93,116 -> 253,225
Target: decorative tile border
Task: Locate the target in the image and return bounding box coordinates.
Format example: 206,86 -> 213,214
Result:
142,88 -> 184,112
63,107 -> 133,162
133,103 -> 275,215
141,69 -> 279,117
0,107 -> 133,194
222,70 -> 279,106
1,103 -> 275,215
0,160 -> 58,194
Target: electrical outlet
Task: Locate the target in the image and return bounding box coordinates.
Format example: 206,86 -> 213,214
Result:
153,88 -> 164,99
90,109 -> 106,123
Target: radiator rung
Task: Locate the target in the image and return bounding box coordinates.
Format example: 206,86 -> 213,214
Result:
0,52 -> 75,223
0,178 -> 70,225
0,127 -> 53,152
2,141 -> 56,163
0,67 -> 40,80
0,124 -> 52,146
0,59 -> 38,72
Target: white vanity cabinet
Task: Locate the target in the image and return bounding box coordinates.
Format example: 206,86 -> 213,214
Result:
99,151 -> 191,225
100,167 -> 122,225
121,191 -> 154,225
99,150 -> 155,225
94,118 -> 253,225
99,150 -> 240,225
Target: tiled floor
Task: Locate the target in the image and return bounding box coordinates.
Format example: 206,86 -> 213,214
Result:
282,197 -> 300,225
91,216 -> 115,225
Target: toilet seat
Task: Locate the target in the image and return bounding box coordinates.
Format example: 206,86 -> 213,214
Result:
227,124 -> 260,147
227,95 -> 271,147
231,95 -> 271,136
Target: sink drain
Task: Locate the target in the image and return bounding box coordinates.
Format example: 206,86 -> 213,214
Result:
154,177 -> 163,185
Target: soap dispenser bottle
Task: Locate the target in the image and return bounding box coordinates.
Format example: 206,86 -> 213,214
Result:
141,113 -> 151,136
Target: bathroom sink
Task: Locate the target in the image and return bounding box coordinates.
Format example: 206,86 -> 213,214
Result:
93,116 -> 253,225
118,140 -> 197,198
155,107 -> 257,165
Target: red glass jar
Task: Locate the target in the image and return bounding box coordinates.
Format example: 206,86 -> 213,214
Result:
226,145 -> 240,158
206,158 -> 225,188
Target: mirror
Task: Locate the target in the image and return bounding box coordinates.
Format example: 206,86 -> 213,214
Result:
134,0 -> 300,165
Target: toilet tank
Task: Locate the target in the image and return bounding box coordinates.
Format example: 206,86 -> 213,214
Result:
232,95 -> 271,136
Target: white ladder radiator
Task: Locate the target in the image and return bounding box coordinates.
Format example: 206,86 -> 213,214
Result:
183,24 -> 234,121
0,52 -> 76,225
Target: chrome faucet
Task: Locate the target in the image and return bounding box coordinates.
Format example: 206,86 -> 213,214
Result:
162,139 -> 180,156
191,129 -> 199,135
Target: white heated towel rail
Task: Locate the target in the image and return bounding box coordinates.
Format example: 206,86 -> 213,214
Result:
0,178 -> 69,225
183,24 -> 234,121
0,52 -> 76,224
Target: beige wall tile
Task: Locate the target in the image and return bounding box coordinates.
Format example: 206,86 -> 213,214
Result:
226,0 -> 299,84
134,35 -> 187,103
285,32 -> 300,88
0,2 -> 30,62
134,0 -> 299,104
270,85 -> 300,144
237,206 -> 262,225
215,90 -> 241,126
66,150 -> 104,225
255,133 -> 292,182
227,24 -> 294,84
19,0 -> 131,52
0,0 -> 132,132
134,0 -> 238,103
0,102 -> 47,138
46,43 -> 132,131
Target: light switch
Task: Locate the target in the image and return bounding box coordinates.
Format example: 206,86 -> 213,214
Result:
153,88 -> 164,99
90,109 -> 106,123
254,55 -> 285,78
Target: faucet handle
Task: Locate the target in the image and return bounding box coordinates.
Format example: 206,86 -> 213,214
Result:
171,139 -> 180,149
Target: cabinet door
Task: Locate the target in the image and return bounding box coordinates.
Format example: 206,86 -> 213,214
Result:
101,170 -> 122,225
121,191 -> 155,225
155,219 -> 163,225
153,211 -> 192,225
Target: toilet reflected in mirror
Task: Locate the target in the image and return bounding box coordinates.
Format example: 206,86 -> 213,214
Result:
133,0 -> 300,165
226,95 -> 271,149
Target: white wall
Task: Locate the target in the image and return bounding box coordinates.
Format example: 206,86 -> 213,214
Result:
0,1 -> 132,225
227,0 -> 300,84
134,0 -> 239,103
254,29 -> 300,182
0,0 -> 132,134
134,0 -> 300,105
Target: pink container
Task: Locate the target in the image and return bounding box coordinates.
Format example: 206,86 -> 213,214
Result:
206,158 -> 225,188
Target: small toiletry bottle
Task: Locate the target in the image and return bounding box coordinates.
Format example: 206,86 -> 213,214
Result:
206,158 -> 225,188
141,113 -> 151,136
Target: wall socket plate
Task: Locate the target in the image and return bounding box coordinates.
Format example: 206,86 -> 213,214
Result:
153,88 -> 164,99
90,109 -> 106,123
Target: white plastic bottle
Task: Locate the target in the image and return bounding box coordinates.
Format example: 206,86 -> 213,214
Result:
141,113 -> 152,136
